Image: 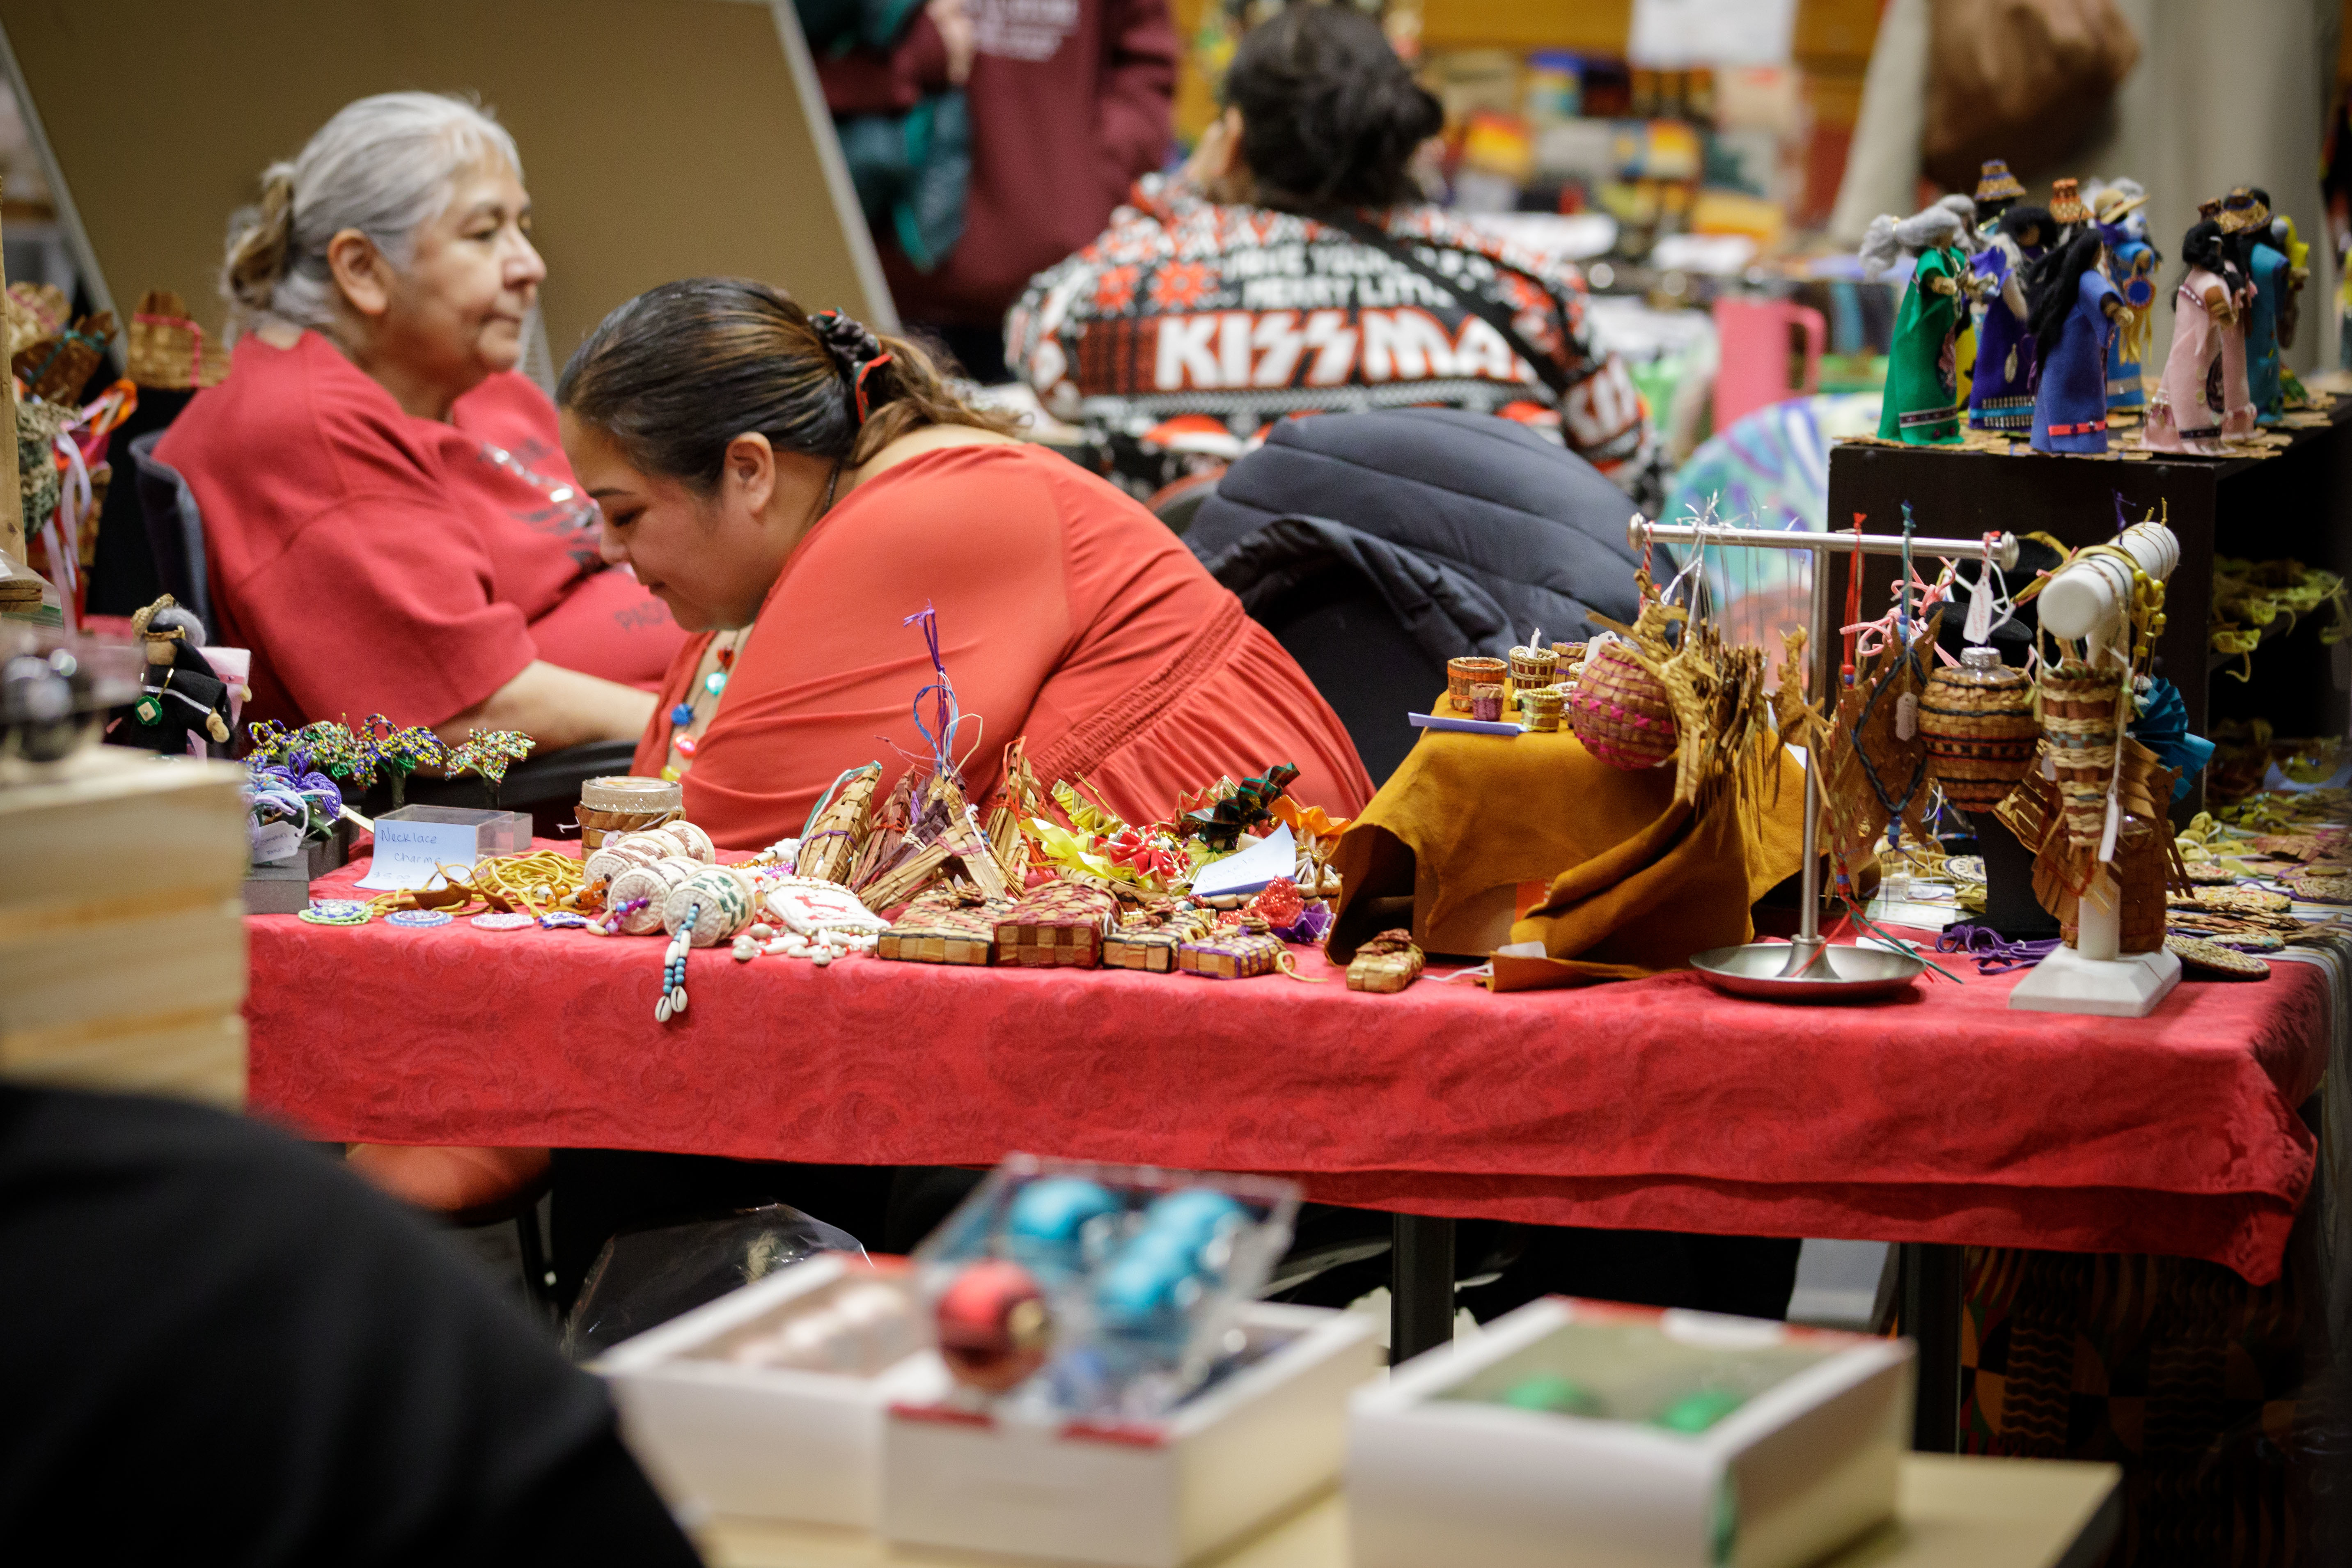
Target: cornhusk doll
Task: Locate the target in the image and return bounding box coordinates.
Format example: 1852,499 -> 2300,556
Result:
2144,207 -> 2249,454
2025,231 -> 2124,454
2046,177 -> 2091,244
2211,188 -> 2265,435
2233,186 -> 2295,421
1972,159 -> 2026,234
1861,204 -> 1979,445
1966,203 -> 2051,434
118,594 -> 234,754
2088,183 -> 2158,414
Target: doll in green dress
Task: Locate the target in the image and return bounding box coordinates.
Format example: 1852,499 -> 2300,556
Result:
1861,205 -> 1978,445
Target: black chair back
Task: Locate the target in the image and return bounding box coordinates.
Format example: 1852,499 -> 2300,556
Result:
126,429 -> 211,626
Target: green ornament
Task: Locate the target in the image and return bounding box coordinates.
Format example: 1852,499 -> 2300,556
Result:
1651,1388 -> 1747,1435
1495,1374 -> 1605,1417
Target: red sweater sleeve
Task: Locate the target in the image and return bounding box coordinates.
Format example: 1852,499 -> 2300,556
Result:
814,14 -> 952,115
233,493 -> 536,728
1092,0 -> 1177,211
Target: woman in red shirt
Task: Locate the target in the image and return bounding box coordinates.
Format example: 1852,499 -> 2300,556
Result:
156,93 -> 682,746
557,277 -> 1370,849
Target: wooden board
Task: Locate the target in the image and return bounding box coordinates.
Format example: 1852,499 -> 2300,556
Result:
697,1454 -> 2120,1568
0,748 -> 250,1105
0,0 -> 894,364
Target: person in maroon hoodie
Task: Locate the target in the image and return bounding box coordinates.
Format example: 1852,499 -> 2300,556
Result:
811,0 -> 1178,382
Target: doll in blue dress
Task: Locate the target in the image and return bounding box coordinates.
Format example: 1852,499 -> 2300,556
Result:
2026,233 -> 2124,454
2086,182 -> 2155,415
1966,204 -> 2050,433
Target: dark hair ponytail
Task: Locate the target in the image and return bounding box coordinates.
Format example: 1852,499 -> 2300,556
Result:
1223,6 -> 1441,212
2023,232 -> 2105,356
556,278 -> 1015,488
2175,220 -> 2233,308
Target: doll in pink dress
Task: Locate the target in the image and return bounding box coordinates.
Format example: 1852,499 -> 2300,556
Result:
2144,213 -> 2247,454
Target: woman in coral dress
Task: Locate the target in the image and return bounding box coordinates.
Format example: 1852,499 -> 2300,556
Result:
557,278 -> 1373,850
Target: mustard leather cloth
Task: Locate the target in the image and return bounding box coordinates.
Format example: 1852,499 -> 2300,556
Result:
1327,722 -> 1809,988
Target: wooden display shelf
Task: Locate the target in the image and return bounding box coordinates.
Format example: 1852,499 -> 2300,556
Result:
1824,399 -> 2352,819
697,1453 -> 2120,1568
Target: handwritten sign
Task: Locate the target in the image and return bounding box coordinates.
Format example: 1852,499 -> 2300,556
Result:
356,817 -> 481,890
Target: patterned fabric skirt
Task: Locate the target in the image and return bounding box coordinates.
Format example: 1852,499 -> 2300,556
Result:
1961,1239 -> 2341,1565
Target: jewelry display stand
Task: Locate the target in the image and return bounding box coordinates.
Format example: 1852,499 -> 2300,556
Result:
1632,515 -> 2020,1001
2009,523 -> 2183,1017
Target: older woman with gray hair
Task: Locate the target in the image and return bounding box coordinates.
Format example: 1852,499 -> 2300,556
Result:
155,92 -> 681,747
1860,202 -> 1983,445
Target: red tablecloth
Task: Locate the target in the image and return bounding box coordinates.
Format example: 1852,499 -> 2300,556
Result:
247,848 -> 2329,1284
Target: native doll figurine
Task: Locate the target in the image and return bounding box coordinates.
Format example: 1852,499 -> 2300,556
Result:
2144,209 -> 2249,454
2210,188 -> 2265,436
2026,232 -> 2123,454
1861,204 -> 1979,445
2088,183 -> 2157,414
2231,186 -> 2293,421
2047,178 -> 2091,244
1966,203 -> 2051,434
118,594 -> 234,755
1972,159 -> 2026,234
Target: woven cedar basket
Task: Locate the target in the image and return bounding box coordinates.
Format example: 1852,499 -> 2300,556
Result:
1447,656 -> 1506,711
1567,640 -> 1676,769
1920,649 -> 2039,811
1469,682 -> 1505,722
2059,816 -> 2169,954
1507,644 -> 1559,691
125,290 -> 229,389
2039,661 -> 2122,848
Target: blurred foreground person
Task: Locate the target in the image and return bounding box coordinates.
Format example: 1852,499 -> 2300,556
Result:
0,1083 -> 702,1566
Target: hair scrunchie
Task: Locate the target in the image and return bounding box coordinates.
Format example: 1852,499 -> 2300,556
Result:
809,308 -> 893,426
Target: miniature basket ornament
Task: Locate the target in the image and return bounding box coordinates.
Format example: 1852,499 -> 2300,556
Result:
1447,656 -> 1506,711
1566,640 -> 1677,769
1507,643 -> 1559,689
1919,647 -> 2038,811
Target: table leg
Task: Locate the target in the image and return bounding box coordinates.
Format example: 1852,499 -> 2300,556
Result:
1391,1213 -> 1455,1366
1900,1242 -> 1965,1452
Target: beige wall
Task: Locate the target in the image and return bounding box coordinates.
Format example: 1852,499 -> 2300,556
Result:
0,0 -> 892,364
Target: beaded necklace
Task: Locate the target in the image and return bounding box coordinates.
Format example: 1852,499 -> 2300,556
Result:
662,628 -> 749,782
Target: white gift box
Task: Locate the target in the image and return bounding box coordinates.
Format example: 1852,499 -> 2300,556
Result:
597,1254 -> 948,1528
1348,1297 -> 1914,1568
882,1302 -> 1379,1568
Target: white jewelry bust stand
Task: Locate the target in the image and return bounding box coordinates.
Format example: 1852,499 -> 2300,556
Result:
2008,520 -> 2183,1019
2008,862 -> 2180,1015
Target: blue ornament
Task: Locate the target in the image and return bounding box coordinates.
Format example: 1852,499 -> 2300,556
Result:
669,702 -> 695,727
1094,1229 -> 1208,1346
1138,1188 -> 1247,1251
2127,678 -> 2214,801
1006,1178 -> 1121,1275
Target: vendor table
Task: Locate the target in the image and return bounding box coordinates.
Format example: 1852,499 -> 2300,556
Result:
696,1455 -> 2123,1568
248,846 -> 2328,1446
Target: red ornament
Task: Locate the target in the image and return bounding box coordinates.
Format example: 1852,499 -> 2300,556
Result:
933,1259 -> 1052,1391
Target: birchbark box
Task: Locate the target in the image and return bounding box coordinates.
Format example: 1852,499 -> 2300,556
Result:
1348,1298 -> 1913,1568
598,1254 -> 948,1529
882,1303 -> 1378,1568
